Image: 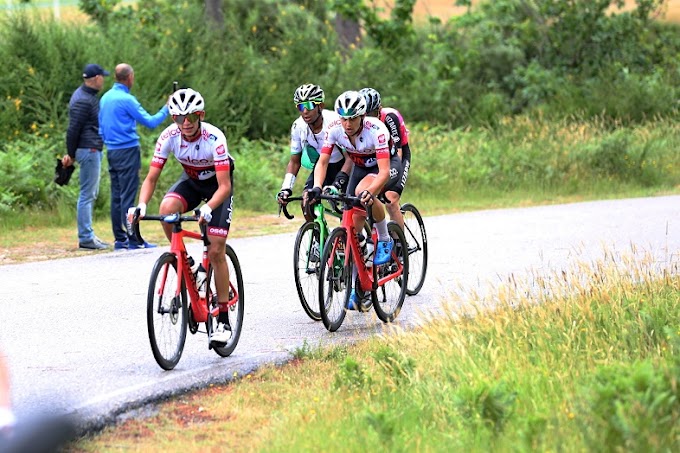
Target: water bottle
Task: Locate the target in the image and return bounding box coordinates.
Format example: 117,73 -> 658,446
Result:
357,233 -> 373,267
196,264 -> 207,298
365,238 -> 374,266
188,256 -> 207,297
188,256 -> 200,275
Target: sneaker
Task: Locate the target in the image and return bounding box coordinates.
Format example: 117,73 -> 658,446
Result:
373,239 -> 394,265
78,238 -> 109,250
128,240 -> 157,249
346,289 -> 358,311
309,239 -> 320,263
114,240 -> 129,250
94,236 -> 110,247
210,322 -> 231,345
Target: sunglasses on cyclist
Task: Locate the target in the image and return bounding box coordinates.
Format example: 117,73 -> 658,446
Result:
172,112 -> 203,125
337,108 -> 358,118
296,101 -> 321,112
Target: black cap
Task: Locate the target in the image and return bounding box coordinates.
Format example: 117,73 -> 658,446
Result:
82,63 -> 110,79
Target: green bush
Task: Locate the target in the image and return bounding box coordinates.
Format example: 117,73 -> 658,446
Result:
582,357 -> 680,451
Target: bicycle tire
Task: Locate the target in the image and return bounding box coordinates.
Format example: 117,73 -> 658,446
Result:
208,244 -> 245,357
147,252 -> 188,370
372,222 -> 409,323
401,203 -> 428,295
318,227 -> 351,332
293,221 -> 322,321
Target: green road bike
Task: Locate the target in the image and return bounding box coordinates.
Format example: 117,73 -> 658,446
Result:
280,192 -> 345,321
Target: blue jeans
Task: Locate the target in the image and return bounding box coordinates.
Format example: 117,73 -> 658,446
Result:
76,148 -> 102,243
107,146 -> 141,243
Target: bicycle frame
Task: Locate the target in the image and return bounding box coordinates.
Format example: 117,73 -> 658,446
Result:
326,194 -> 405,293
166,224 -> 219,324
132,212 -> 231,324
280,195 -> 342,263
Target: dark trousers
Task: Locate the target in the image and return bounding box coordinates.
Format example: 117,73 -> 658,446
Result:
107,146 -> 141,243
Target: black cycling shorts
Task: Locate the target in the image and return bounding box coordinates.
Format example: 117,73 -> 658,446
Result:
304,157 -> 346,190
165,170 -> 233,238
347,154 -> 402,197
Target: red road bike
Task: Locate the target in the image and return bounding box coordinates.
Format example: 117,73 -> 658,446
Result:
316,193 -> 409,331
131,211 -> 244,370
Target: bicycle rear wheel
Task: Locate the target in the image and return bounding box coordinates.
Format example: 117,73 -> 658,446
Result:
293,221 -> 322,321
147,252 -> 188,370
207,244 -> 245,357
401,203 -> 428,295
372,222 -> 409,323
318,227 -> 351,332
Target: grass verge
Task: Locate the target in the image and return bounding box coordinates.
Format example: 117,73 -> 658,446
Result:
67,242 -> 680,451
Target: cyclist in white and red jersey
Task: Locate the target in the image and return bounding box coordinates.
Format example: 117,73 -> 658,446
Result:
129,88 -> 234,346
360,87 -> 411,229
277,83 -> 352,222
309,91 -> 402,307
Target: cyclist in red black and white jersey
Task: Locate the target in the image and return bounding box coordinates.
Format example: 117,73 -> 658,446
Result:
129,88 -> 234,346
360,87 -> 410,229
309,90 -> 402,277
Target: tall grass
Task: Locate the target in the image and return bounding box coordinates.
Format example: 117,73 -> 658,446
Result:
70,248 -> 680,451
1,114 -> 678,226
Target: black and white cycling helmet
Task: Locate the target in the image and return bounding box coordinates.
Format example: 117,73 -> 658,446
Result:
293,84 -> 324,104
334,90 -> 367,119
359,87 -> 381,113
169,88 -> 205,115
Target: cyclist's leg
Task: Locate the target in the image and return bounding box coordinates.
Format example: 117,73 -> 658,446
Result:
322,159 -> 346,187
207,193 -> 233,310
301,171 -> 315,222
160,174 -> 198,241
384,153 -> 404,230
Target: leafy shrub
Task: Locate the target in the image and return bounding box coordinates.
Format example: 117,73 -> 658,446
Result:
334,356 -> 372,390
371,344 -> 417,385
582,358 -> 680,451
455,381 -> 517,435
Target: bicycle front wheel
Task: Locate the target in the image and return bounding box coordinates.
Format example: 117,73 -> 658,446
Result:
147,252 -> 188,370
401,203 -> 428,295
207,244 -> 245,357
318,227 -> 351,332
372,222 -> 409,323
293,221 -> 322,321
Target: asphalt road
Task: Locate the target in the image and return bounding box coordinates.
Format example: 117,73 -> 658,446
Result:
1,195 -> 678,433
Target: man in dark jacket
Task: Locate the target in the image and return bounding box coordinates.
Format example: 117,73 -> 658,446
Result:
63,63 -> 110,250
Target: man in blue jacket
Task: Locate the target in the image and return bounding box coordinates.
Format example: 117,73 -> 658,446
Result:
99,63 -> 169,250
63,63 -> 110,250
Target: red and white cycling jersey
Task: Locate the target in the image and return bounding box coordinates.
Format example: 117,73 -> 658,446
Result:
152,122 -> 232,180
291,109 -> 344,164
320,117 -> 390,168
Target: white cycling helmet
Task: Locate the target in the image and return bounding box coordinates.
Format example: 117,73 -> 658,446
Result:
359,87 -> 381,113
293,84 -> 324,104
169,88 -> 205,115
334,90 -> 367,119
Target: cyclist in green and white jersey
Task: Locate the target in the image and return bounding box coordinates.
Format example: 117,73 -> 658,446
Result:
277,84 -> 352,222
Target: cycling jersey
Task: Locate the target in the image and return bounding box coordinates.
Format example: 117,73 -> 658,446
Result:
152,121 -> 233,180
320,117 -> 391,168
380,107 -> 411,195
380,107 -> 409,152
291,109 -> 344,168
